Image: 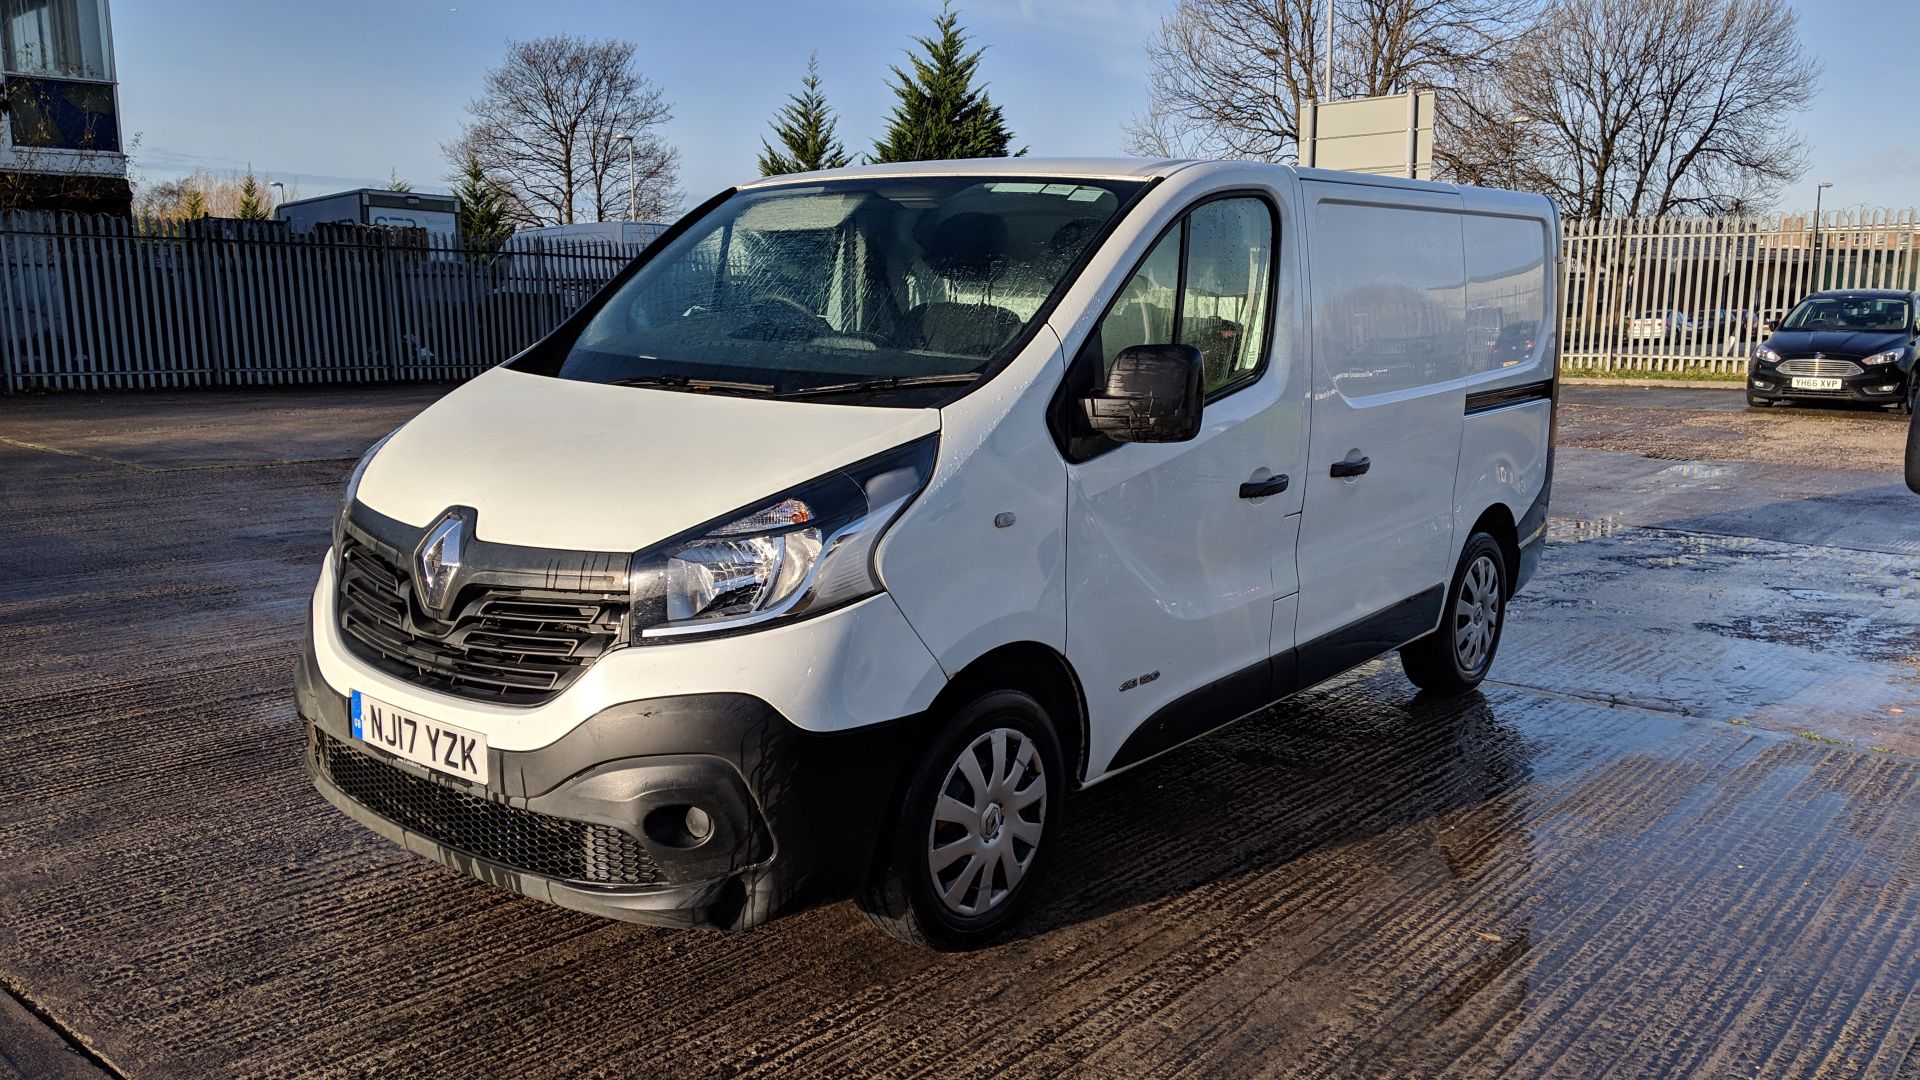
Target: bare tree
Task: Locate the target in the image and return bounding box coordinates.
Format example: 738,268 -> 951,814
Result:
131,167 -> 297,225
1439,0 -> 1817,217
446,35 -> 682,225
1124,0 -> 1529,161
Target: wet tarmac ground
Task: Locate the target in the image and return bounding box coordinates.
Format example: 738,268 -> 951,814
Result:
1,386 -> 1916,1078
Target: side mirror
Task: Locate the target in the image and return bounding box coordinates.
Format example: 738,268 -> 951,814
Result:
1083,344 -> 1205,443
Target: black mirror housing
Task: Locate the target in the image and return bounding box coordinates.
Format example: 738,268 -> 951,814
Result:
1083,344 -> 1205,443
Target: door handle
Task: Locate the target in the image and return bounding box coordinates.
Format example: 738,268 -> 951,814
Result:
1329,456 -> 1371,478
1238,475 -> 1290,499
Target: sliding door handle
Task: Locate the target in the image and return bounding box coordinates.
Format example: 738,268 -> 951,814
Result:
1238,475 -> 1290,499
1329,456 -> 1371,478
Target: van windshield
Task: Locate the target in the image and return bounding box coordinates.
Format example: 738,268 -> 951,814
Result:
528,176 -> 1141,405
1779,296 -> 1911,333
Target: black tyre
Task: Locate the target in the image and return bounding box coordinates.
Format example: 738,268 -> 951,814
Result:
1401,532 -> 1509,695
858,689 -> 1065,950
1904,401 -> 1920,494
1746,394 -> 1772,409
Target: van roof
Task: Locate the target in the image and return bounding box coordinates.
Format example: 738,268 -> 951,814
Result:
739,157 -> 1197,188
740,158 -> 1549,207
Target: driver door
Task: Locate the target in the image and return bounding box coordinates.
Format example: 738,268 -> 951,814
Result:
1062,192 -> 1306,779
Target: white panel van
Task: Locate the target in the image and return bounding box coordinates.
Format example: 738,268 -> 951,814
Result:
298,159 -> 1557,948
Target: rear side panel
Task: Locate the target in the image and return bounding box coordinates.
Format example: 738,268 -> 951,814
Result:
1453,191 -> 1559,580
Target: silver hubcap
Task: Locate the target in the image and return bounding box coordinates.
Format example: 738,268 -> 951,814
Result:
928,726 -> 1047,917
1453,554 -> 1502,673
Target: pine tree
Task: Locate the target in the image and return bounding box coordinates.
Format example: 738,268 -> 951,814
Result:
871,2 -> 1020,163
181,185 -> 208,220
387,168 -> 413,192
453,152 -> 515,252
235,168 -> 268,220
758,54 -> 851,176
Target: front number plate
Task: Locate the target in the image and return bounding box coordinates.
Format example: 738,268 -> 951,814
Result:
351,690 -> 489,784
1790,377 -> 1843,390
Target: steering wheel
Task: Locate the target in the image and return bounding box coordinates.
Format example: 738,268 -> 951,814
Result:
733,293 -> 829,341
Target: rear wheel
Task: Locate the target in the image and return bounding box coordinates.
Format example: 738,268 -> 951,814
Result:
1402,532 -> 1508,695
858,689 -> 1064,949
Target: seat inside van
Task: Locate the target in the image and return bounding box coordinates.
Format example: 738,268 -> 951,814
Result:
902,213 -> 1023,358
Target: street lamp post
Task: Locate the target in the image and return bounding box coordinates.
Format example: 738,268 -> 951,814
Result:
1324,0 -> 1333,99
1813,180 -> 1833,289
269,181 -> 285,211
616,134 -> 636,221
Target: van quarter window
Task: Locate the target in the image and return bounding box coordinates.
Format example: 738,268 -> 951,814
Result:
523,176 -> 1143,406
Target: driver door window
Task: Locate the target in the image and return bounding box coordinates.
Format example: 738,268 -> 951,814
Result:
1086,196 -> 1276,397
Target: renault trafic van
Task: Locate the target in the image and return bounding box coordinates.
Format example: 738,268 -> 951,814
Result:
298,159 -> 1558,948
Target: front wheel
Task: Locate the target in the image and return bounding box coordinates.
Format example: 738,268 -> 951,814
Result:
858,689 -> 1065,949
1401,532 -> 1509,695
1904,401 -> 1920,494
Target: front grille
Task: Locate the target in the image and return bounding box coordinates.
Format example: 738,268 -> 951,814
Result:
317,731 -> 662,887
1776,358 -> 1862,377
336,533 -> 625,706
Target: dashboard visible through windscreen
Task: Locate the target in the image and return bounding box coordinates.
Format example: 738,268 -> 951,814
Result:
523,177 -> 1143,406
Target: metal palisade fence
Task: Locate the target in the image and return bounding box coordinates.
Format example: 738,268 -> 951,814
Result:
1559,208 -> 1920,375
0,213 -> 653,392
7,206 -> 1920,391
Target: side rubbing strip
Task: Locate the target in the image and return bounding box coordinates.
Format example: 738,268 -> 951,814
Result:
1465,380 -> 1555,415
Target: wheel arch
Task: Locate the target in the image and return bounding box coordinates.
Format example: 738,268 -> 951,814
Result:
931,642 -> 1090,787
1467,502 -> 1520,597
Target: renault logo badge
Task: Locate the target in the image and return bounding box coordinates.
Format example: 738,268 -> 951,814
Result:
416,513 -> 467,614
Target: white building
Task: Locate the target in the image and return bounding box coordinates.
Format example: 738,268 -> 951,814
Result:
1,0 -> 129,214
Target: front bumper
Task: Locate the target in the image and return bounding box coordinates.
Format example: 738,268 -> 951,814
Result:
1748,363 -> 1909,404
297,640 -> 921,930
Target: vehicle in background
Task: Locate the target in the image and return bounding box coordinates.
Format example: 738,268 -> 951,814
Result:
276,189 -> 459,243
297,159 -> 1559,948
493,221 -> 669,301
1747,289 -> 1916,410
1698,308 -> 1758,348
1628,309 -> 1691,342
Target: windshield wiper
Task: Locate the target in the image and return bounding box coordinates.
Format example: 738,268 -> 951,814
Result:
780,373 -> 982,399
610,373 -> 775,395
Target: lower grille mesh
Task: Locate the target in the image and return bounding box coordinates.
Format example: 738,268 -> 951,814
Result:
317,731 -> 661,887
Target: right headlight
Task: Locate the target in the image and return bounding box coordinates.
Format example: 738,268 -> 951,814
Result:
1753,345 -> 1781,364
629,434 -> 938,641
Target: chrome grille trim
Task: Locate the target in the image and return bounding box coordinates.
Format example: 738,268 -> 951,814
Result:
1775,358 -> 1862,377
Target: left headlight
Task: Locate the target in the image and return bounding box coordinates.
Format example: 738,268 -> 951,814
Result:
1862,348 -> 1903,366
1753,345 -> 1781,364
630,434 -> 938,642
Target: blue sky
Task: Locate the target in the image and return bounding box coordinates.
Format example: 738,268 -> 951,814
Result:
115,0 -> 1909,215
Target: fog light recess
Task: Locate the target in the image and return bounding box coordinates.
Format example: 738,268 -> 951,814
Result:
644,804 -> 714,848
